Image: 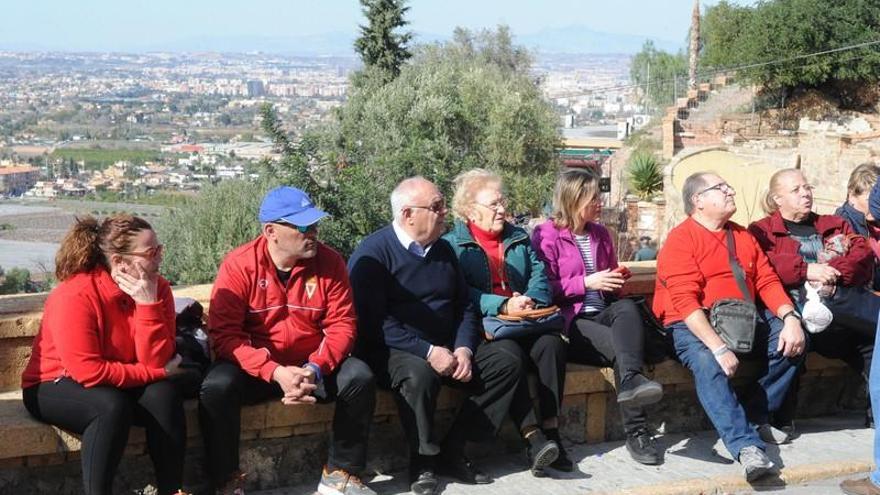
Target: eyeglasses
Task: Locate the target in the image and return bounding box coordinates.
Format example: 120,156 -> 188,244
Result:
697,182 -> 734,195
474,199 -> 509,212
120,244 -> 164,260
406,200 -> 447,214
273,221 -> 317,234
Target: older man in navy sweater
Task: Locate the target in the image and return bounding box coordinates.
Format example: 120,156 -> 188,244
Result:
349,177 -> 551,495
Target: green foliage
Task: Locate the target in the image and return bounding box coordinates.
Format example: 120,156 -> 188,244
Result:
630,41 -> 688,112
701,0 -> 880,91
353,0 -> 413,81
0,267 -> 34,295
627,152 -> 664,200
305,26 -> 562,255
156,179 -> 272,285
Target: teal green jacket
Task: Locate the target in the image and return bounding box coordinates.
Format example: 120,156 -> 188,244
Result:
443,219 -> 552,316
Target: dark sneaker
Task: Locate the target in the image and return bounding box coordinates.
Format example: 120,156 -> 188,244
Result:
545,428 -> 574,472
841,477 -> 880,495
625,427 -> 660,465
617,373 -> 663,407
437,455 -> 491,484
317,466 -> 377,495
408,469 -> 438,495
525,429 -> 559,477
739,445 -> 774,482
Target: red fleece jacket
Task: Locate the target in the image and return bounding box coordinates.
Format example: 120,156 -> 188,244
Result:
21,268 -> 174,389
208,236 -> 357,382
748,211 -> 874,290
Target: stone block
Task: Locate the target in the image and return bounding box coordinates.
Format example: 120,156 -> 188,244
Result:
259,426 -> 295,439
585,392 -> 608,443
263,401 -> 335,428
292,422 -> 328,436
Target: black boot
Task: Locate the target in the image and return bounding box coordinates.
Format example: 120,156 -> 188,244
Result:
524,429 -> 559,477
545,428 -> 574,472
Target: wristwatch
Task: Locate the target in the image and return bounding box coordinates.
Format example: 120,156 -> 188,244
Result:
781,310 -> 802,322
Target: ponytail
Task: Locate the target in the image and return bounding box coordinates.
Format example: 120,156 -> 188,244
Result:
55,216 -> 104,281
54,214 -> 153,281
761,188 -> 779,215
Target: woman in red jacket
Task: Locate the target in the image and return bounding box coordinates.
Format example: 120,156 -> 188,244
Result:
749,168 -> 877,427
21,214 -> 188,495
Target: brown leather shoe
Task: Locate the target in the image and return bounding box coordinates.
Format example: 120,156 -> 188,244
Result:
841,477 -> 880,495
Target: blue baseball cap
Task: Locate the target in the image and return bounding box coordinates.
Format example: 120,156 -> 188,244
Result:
258,186 -> 328,226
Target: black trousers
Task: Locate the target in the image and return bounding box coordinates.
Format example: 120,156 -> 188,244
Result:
569,298 -> 649,434
509,332 -> 567,421
22,376 -> 191,495
367,339 -> 532,458
198,358 -> 376,488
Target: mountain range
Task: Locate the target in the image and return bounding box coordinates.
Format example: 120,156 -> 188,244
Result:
2,26 -> 682,55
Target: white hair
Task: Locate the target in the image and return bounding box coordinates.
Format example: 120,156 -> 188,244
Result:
390,176 -> 429,222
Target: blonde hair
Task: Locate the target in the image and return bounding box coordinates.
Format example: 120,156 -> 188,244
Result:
54,214 -> 153,281
761,168 -> 804,215
451,168 -> 503,221
551,168 -> 599,230
848,163 -> 880,197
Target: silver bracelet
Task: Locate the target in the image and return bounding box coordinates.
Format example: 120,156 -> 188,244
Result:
712,344 -> 730,357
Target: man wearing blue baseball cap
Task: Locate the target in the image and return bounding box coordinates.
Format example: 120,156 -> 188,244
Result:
199,186 -> 377,495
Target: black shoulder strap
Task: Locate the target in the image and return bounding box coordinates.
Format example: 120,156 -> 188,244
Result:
726,228 -> 753,302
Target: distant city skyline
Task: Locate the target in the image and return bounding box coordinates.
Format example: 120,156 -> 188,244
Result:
3,0 -> 755,54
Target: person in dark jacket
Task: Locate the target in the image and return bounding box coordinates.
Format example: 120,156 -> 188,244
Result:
750,168 -> 877,430
836,163 -> 880,291
443,168 -> 569,475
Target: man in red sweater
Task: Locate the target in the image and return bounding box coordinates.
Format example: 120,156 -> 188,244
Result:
199,186 -> 377,495
653,172 -> 805,482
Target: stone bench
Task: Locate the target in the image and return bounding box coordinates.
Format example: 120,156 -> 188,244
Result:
0,262 -> 863,493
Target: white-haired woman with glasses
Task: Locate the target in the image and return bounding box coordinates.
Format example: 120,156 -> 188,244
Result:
443,168 -> 568,476
21,214 -> 191,495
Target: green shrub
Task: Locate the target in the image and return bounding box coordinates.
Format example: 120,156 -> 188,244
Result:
157,179 -> 273,285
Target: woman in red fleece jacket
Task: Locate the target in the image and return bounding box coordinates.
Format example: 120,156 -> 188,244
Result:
21,214 -> 189,495
749,168 -> 877,427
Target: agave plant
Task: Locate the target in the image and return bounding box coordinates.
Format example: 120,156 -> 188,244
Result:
627,151 -> 664,200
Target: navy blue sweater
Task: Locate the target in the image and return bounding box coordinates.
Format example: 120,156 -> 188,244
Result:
348,225 -> 480,358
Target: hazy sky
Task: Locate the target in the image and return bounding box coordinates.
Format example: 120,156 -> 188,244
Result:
2,0 -> 755,52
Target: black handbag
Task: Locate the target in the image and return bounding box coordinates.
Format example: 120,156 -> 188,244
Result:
708,229 -> 757,353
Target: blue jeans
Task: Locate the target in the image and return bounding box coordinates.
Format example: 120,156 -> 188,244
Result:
669,310 -> 804,459
869,317 -> 880,487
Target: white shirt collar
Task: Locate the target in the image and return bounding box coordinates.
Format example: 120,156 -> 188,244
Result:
392,221 -> 433,256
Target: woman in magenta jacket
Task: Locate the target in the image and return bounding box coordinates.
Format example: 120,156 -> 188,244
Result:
21,214 -> 190,495
531,168 -> 664,466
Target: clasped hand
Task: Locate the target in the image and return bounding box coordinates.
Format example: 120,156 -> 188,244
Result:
273,365 -> 318,405
427,346 -> 472,382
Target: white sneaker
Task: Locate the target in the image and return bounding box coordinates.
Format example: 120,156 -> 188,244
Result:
739,445 -> 774,482
757,424 -> 791,445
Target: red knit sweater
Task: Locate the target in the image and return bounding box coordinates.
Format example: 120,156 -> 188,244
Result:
653,217 -> 792,326
21,268 -> 174,389
468,222 -> 513,297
